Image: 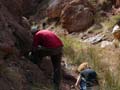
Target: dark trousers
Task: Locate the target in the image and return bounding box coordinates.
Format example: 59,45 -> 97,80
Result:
32,46 -> 63,90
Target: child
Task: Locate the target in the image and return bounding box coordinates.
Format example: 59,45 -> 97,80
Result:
75,62 -> 99,90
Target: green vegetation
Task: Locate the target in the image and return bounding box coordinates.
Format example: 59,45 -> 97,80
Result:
61,36 -> 83,64
103,15 -> 120,30
61,35 -> 120,90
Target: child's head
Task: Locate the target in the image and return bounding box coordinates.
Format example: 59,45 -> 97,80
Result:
77,62 -> 89,72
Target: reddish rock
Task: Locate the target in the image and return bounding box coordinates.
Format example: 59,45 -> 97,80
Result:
1,0 -> 23,20
0,0 -> 83,90
61,82 -> 71,90
47,0 -> 71,19
0,0 -> 56,89
61,0 -> 94,33
38,57 -> 53,80
61,68 -> 78,90
115,0 -> 120,7
22,0 -> 43,16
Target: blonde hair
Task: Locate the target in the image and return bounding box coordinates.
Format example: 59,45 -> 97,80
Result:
77,62 -> 89,72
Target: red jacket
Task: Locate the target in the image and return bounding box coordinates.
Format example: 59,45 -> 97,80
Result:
33,30 -> 63,48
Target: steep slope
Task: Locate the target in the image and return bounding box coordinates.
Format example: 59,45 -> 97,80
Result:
0,0 -> 50,90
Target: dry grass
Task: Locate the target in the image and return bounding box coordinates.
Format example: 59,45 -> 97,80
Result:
61,34 -> 120,90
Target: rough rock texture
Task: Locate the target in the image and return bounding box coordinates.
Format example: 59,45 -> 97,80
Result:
0,0 -> 78,90
0,58 -> 47,90
47,0 -> 71,19
32,0 -> 52,21
0,0 -> 43,19
61,68 -> 78,90
0,0 -> 23,21
0,0 -> 50,90
47,0 -> 94,33
22,0 -> 44,16
0,0 -> 32,57
61,0 -> 94,33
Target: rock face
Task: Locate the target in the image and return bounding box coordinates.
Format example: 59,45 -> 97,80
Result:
0,0 -> 78,90
0,0 -> 50,90
47,0 -> 94,33
0,0 -> 32,58
1,0 -> 43,19
47,0 -> 71,19
0,0 -> 23,22
22,0 -> 43,16
61,0 -> 94,33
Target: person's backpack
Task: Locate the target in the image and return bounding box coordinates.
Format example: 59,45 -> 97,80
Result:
80,69 -> 99,87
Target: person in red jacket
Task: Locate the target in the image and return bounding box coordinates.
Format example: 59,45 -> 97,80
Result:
32,29 -> 63,90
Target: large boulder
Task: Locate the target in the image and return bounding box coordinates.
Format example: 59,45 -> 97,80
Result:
1,0 -> 43,19
0,0 -> 23,21
22,0 -> 44,16
61,0 -> 94,33
0,1 -> 32,89
0,0 -> 51,90
0,59 -> 46,90
47,0 -> 71,19
0,0 -> 32,56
